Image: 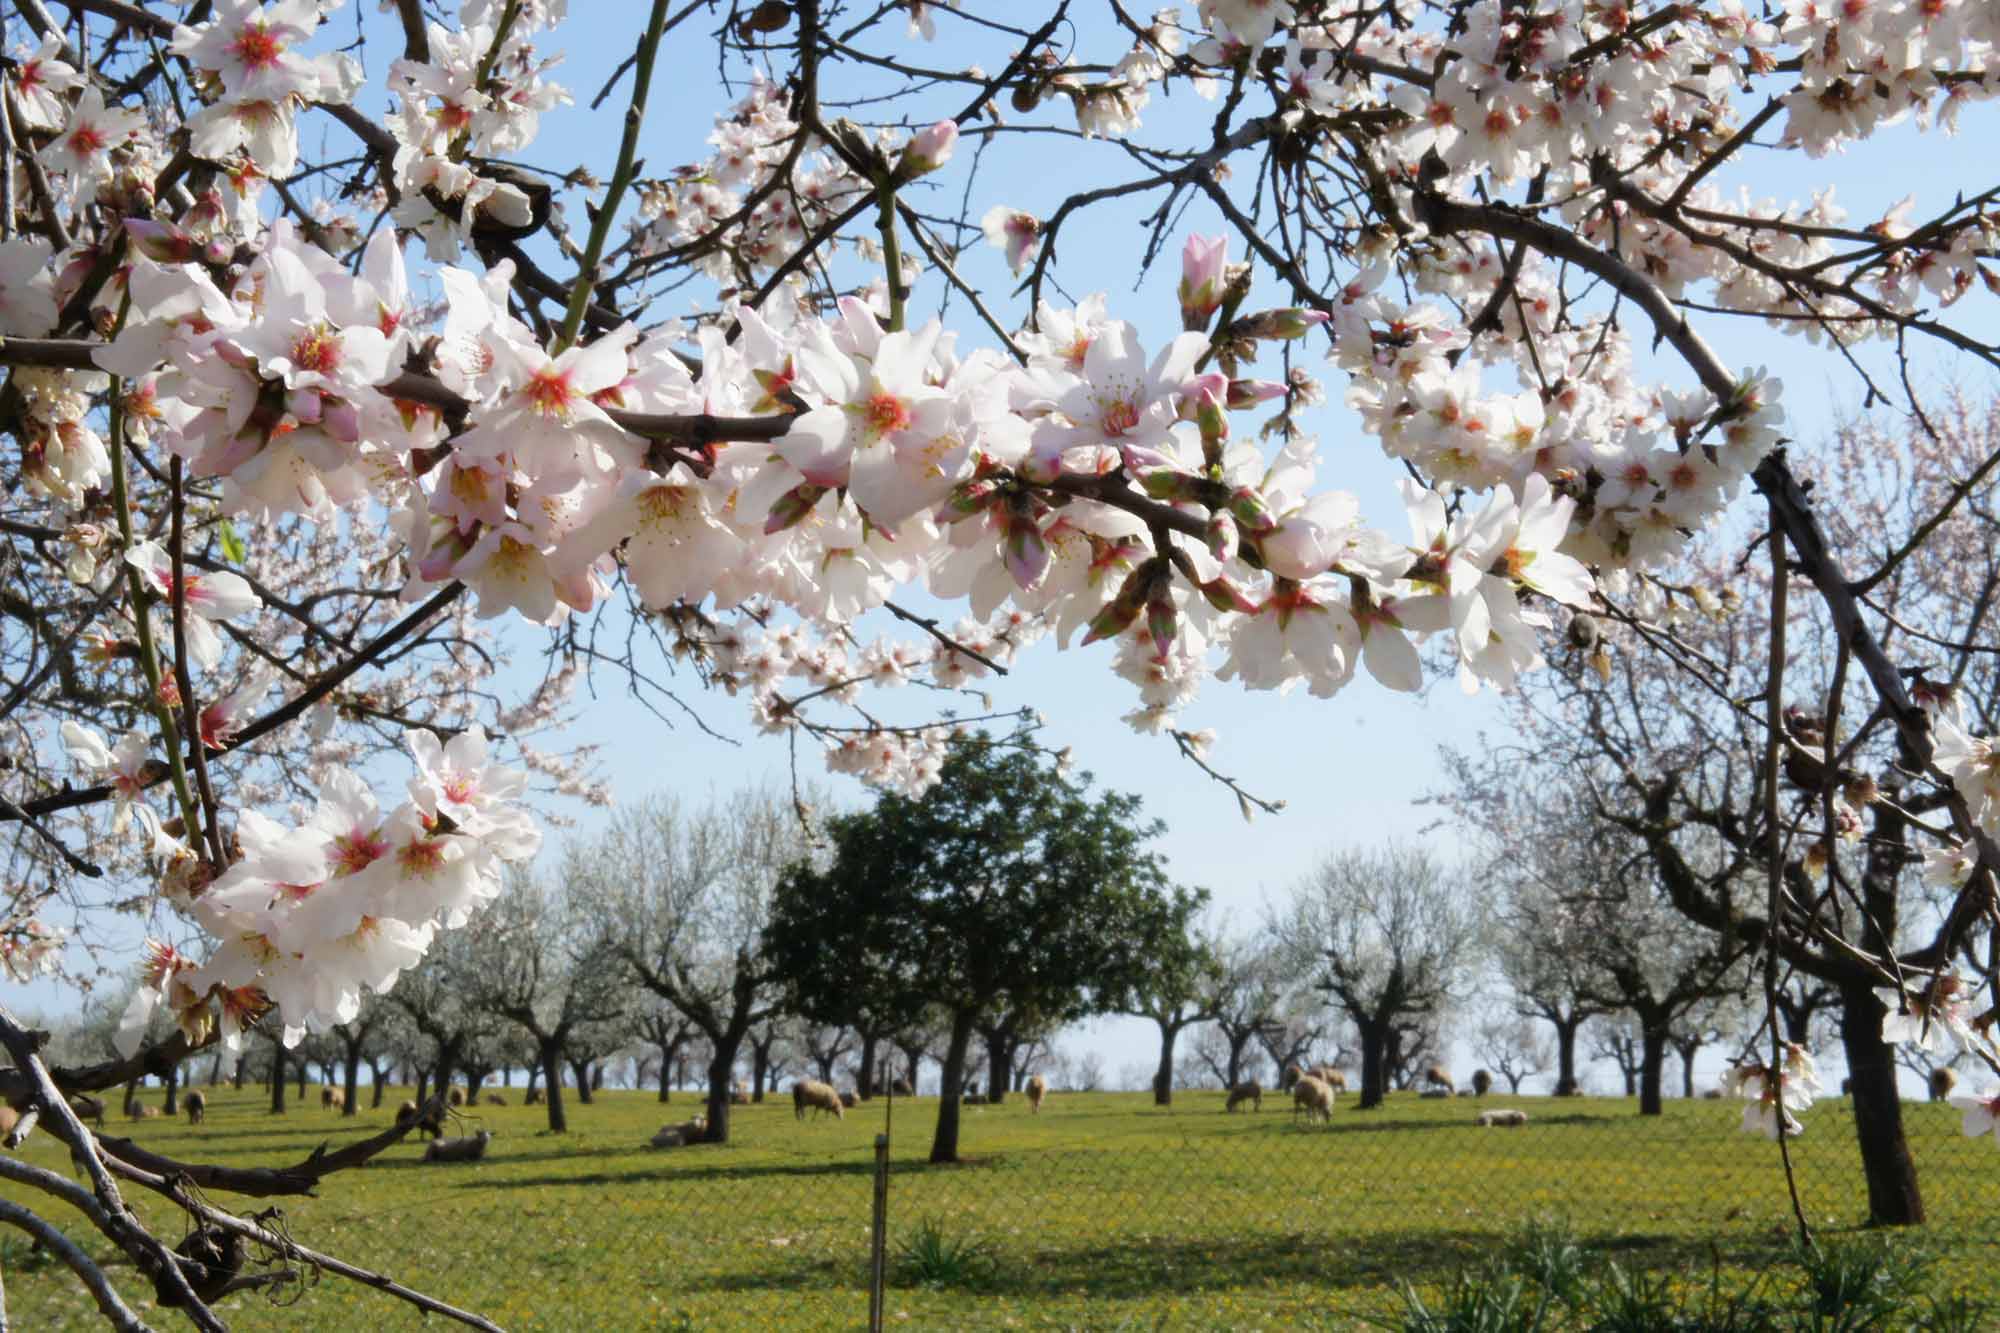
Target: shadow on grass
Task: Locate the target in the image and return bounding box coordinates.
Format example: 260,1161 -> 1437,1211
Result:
406,1154 -> 884,1189
676,1228 -> 1796,1301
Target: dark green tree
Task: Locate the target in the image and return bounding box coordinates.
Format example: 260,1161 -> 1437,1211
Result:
1111,922 -> 1223,1107
764,735 -> 1196,1163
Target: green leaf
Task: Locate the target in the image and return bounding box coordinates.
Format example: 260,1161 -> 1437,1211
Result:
217,519 -> 247,565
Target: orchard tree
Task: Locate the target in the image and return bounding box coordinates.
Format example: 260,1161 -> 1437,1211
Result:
1193,930 -> 1290,1092
598,788 -> 806,1144
1111,914 -> 1222,1106
1281,845 -> 1479,1109
10,0 -> 2000,1318
1472,1009 -> 1553,1095
764,734 -> 1190,1162
466,869 -> 627,1133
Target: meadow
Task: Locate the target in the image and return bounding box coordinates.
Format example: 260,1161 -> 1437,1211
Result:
3,1084 -> 1998,1330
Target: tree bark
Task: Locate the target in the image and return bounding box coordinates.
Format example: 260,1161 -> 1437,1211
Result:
1841,984 -> 1924,1225
751,1041 -> 771,1103
702,1036 -> 744,1145
657,1056 -> 672,1103
540,1041 -> 568,1134
1356,1018 -> 1388,1110
1639,1021 -> 1668,1116
986,1036 -> 1013,1106
568,1057 -> 595,1104
269,1042 -> 287,1114
369,1060 -> 392,1108
342,1043 -> 363,1118
1673,1038 -> 1700,1099
857,1032 -> 880,1099
930,1011 -> 975,1163
295,1058 -> 307,1100
161,1063 -> 179,1117
1552,1016 -> 1583,1096
1151,1019 -> 1180,1107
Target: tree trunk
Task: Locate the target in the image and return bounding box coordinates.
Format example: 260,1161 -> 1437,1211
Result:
208,1052 -> 222,1087
415,1069 -> 431,1105
1224,1028 -> 1250,1091
1151,1019 -> 1179,1107
929,1011 -> 975,1164
161,1063 -> 179,1117
1356,1019 -> 1388,1110
1674,1039 -> 1699,1099
540,1041 -> 568,1134
1552,1016 -> 1582,1096
1841,984 -> 1924,1225
343,1044 -> 362,1117
657,1053 -> 672,1103
1639,1021 -> 1668,1116
751,1042 -> 771,1103
857,1033 -> 879,1099
899,1043 -> 925,1094
295,1058 -> 307,1099
568,1057 -> 594,1105
986,1037 -> 1013,1106
369,1060 -> 391,1108
270,1043 -> 287,1114
702,1037 -> 743,1145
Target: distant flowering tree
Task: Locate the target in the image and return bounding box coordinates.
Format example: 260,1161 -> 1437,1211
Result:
4,0 -> 2000,1316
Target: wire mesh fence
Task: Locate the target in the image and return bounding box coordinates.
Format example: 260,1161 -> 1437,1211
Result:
3,1083 -> 1999,1329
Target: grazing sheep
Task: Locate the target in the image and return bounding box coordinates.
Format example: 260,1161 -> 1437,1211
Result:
890,1077 -> 914,1096
1471,1070 -> 1493,1097
396,1099 -> 419,1126
1292,1074 -> 1335,1125
1225,1080 -> 1262,1113
422,1130 -> 492,1164
1701,1088 -> 1726,1100
792,1079 -> 844,1121
1930,1067 -> 1958,1102
730,1080 -> 751,1106
649,1116 -> 707,1148
0,1105 -> 17,1138
839,1090 -> 859,1109
524,1087 -> 543,1105
483,1093 -> 507,1107
396,1100 -> 445,1137
1475,1108 -> 1529,1128
447,1087 -> 465,1107
320,1086 -> 343,1112
1423,1065 -> 1455,1095
69,1095 -> 106,1129
1315,1067 -> 1348,1093
185,1091 -> 206,1125
1283,1062 -> 1303,1091
127,1100 -> 163,1119
1026,1074 -> 1048,1114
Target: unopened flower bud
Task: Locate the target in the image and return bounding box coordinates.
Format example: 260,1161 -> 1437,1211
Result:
1236,307 -> 1330,340
1226,379 -> 1287,409
1177,234 -> 1229,332
896,120 -> 959,179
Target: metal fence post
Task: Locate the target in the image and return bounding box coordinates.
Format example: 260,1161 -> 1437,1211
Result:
868,1131 -> 890,1332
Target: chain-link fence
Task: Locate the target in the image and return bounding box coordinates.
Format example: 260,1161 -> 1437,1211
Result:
3,1085 -> 1998,1329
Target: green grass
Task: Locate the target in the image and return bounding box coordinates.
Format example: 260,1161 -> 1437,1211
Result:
2,1086 -> 1997,1329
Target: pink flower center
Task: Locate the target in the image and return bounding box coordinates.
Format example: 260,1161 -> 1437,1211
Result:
525,365 -> 578,416
330,829 -> 388,876
69,125 -> 108,155
1101,398 -> 1140,436
442,775 -> 476,807
864,392 -> 912,436
291,326 -> 342,375
229,24 -> 286,72
397,837 -> 447,877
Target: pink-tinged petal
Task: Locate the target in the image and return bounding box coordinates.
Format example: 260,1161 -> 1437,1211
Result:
1004,514 -> 1050,590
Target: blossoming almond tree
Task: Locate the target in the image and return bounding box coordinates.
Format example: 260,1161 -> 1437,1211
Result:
4,0 -> 2000,1319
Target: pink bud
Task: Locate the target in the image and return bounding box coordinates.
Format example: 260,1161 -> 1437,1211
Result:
1239,308 -> 1330,340
1226,378 -> 1287,408
1178,234 -> 1229,332
899,120 -> 959,177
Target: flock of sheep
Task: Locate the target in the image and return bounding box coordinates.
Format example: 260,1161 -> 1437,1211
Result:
1222,1064 -> 1530,1129
117,1062 -> 1530,1170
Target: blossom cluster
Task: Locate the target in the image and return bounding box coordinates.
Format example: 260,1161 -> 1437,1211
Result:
1723,1043 -> 1822,1140
109,727 -> 537,1060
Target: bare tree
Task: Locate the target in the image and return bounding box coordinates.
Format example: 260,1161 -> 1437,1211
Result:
1472,1010 -> 1554,1095
599,789 -> 809,1144
1280,845 -> 1480,1109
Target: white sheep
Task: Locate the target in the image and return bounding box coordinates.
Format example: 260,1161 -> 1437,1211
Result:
1315,1066 -> 1348,1093
1026,1074 -> 1048,1114
1423,1064 -> 1455,1095
1292,1074 -> 1334,1126
1475,1108 -> 1529,1128
1225,1080 -> 1262,1113
423,1129 -> 493,1163
649,1116 -> 707,1148
792,1079 -> 843,1121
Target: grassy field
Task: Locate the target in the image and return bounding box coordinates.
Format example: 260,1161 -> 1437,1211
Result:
3,1084 -> 1998,1329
